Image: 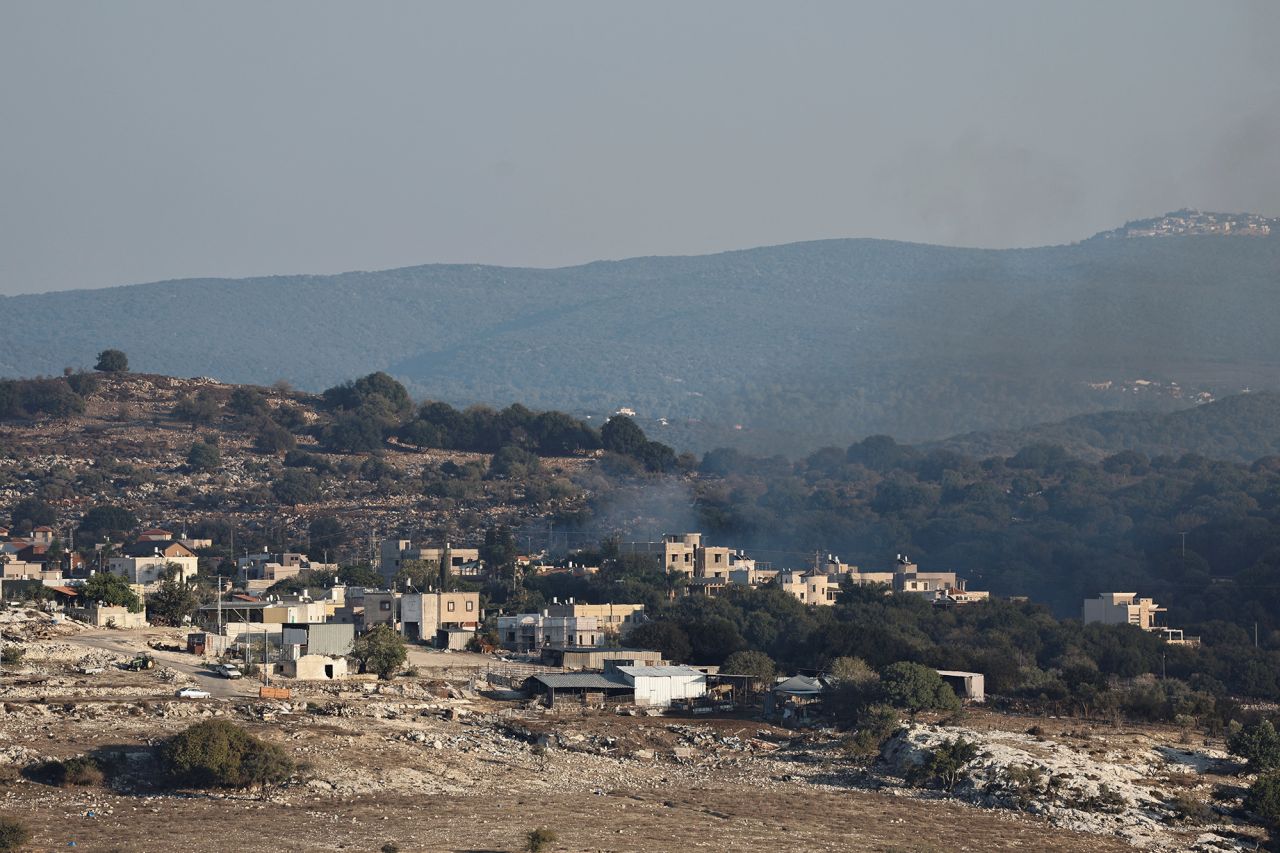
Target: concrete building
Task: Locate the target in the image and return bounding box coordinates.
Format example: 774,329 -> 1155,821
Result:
498,613 -> 601,652
1082,592 -> 1196,644
400,590 -> 482,644
282,654 -> 348,680
937,670 -> 986,702
543,600 -> 645,638
378,538 -> 481,584
539,646 -> 664,670
237,552 -> 337,588
68,604 -> 147,629
109,540 -> 198,585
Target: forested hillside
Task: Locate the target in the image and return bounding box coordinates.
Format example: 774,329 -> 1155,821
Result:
2,227 -> 1279,452
935,392 -> 1280,463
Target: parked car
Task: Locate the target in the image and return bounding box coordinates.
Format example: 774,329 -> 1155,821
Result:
176,687 -> 211,699
217,664 -> 243,679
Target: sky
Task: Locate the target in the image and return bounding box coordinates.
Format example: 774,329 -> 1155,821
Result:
1,1 -> 1277,296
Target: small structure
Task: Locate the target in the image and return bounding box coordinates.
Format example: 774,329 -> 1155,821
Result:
766,674 -> 829,725
539,646 -> 664,670
282,654 -> 348,680
523,671 -> 634,707
67,604 -> 147,629
936,670 -> 985,702
613,664 -> 707,708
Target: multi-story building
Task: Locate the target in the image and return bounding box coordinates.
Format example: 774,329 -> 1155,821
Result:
1082,592 -> 1195,643
543,600 -> 644,638
109,540 -> 198,585
497,612 -> 601,652
378,538 -> 482,585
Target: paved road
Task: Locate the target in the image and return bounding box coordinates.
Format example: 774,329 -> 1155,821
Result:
67,629 -> 258,700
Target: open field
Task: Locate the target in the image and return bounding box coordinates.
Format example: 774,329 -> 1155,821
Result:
1,612 -> 1264,853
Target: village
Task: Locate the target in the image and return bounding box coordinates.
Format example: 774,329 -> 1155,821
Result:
2,518 -> 1255,852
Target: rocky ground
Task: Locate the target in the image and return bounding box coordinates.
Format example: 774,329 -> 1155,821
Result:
0,611 -> 1268,852
0,372 -> 592,552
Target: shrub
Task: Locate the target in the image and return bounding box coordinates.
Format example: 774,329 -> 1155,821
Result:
0,815 -> 30,851
839,704 -> 899,760
1244,774 -> 1280,836
907,737 -> 978,791
1165,792 -> 1211,823
161,720 -> 294,788
26,756 -> 103,787
526,827 -> 558,852
0,647 -> 24,666
1228,719 -> 1280,772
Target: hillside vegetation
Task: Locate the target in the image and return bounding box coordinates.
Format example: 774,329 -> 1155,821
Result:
2,229 -> 1279,451
935,392 -> 1280,463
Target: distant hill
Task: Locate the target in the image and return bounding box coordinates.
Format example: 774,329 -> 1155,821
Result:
3,215 -> 1279,451
933,392 -> 1280,463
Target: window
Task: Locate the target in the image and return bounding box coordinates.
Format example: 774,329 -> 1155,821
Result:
447,601 -> 455,612
379,601 -> 391,611
465,601 -> 474,612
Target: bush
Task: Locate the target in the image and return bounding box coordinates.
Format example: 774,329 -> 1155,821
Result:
907,737 -> 978,791
1228,719 -> 1280,772
839,705 -> 899,760
526,827 -> 558,852
161,720 -> 294,788
1245,774 -> 1280,836
0,647 -> 24,666
0,816 -> 30,851
27,756 -> 104,787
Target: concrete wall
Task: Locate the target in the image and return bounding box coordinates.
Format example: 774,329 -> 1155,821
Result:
68,605 -> 147,629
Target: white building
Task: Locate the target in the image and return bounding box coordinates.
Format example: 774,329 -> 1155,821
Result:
498,612 -> 601,652
615,665 -> 707,708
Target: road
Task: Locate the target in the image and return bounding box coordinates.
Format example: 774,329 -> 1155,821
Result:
67,629 -> 259,699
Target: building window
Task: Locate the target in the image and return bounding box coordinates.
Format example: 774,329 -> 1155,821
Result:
379,601 -> 391,611
465,601 -> 474,612
447,601 -> 456,612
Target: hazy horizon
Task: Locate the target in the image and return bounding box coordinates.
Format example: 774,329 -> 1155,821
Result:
2,1 -> 1278,296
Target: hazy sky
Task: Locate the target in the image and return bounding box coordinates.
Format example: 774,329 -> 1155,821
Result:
1,2 -> 1277,295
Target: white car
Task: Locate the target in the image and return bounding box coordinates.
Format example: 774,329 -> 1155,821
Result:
217,664 -> 243,680
177,687 -> 211,699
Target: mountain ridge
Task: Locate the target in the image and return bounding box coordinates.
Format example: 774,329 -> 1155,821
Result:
3,215 -> 1279,452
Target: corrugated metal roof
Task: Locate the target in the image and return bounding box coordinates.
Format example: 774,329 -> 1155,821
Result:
616,665 -> 705,678
773,674 -> 826,695
526,673 -> 629,690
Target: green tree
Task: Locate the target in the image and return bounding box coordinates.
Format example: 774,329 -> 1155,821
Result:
271,469 -> 321,505
10,496 -> 56,532
480,526 -> 519,578
77,504 -> 138,544
720,649 -> 777,684
1229,719 -> 1280,772
1244,773 -> 1280,840
626,621 -> 692,663
826,656 -> 882,721
308,516 -> 346,552
186,441 -> 221,472
172,389 -> 220,424
880,662 -> 960,713
393,558 -> 437,592
338,564 -> 382,587
601,415 -> 647,455
147,575 -> 201,626
94,349 -> 129,372
162,719 -> 294,788
350,624 -> 408,679
81,572 -> 143,612
254,418 -> 297,454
